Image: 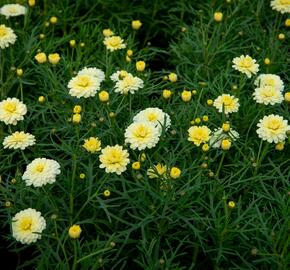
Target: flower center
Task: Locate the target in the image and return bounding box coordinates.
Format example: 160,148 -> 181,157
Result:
20,218 -> 32,231
77,76 -> 90,87
268,119 -> 281,130
0,27 -> 7,37
280,0 -> 290,5
241,58 -> 252,68
135,126 -> 148,138
108,150 -> 121,164
35,164 -> 45,172
147,113 -> 157,121
263,89 -> 275,97
8,7 -> 18,13
4,102 -> 16,113
108,37 -> 121,47
222,96 -> 233,106
12,133 -> 26,142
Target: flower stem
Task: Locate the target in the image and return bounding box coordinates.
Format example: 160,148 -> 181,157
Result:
216,152 -> 226,178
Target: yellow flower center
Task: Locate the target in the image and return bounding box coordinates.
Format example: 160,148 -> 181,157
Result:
12,133 -> 26,142
240,58 -> 252,68
20,218 -> 32,231
267,119 -> 281,130
147,113 -> 157,121
8,7 -> 18,13
222,96 -> 233,106
0,26 -> 8,37
263,89 -> 275,97
135,126 -> 148,138
77,76 -> 90,88
195,129 -> 207,139
280,0 -> 290,5
108,150 -> 122,164
4,102 -> 16,113
108,37 -> 121,48
35,164 -> 45,172
265,78 -> 275,86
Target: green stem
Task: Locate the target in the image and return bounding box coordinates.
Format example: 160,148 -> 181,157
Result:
71,241 -> 78,270
254,140 -> 269,175
216,152 -> 226,178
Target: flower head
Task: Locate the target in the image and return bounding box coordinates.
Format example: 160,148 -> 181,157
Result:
132,20 -> 142,30
103,36 -> 126,52
83,137 -> 101,153
232,55 -> 259,78
133,107 -> 171,132
254,74 -> 284,92
147,163 -> 167,179
125,122 -> 160,150
68,74 -> 100,98
209,128 -> 239,148
99,145 -> 130,175
213,94 -> 240,114
3,131 -> 35,150
68,225 -> 82,239
0,24 -> 17,49
0,98 -> 27,125
48,53 -> 60,65
271,0 -> 290,14
35,52 -> 47,63
170,167 -> 181,179
103,28 -> 114,37
22,158 -> 61,187
257,114 -> 289,143
253,86 -> 283,105
0,4 -> 26,19
12,208 -> 46,244
78,67 -> 105,83
188,126 -> 211,146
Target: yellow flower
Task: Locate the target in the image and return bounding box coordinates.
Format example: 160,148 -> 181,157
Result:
214,12 -> 223,22
3,131 -> 35,150
16,68 -> 23,77
275,142 -> 285,151
132,20 -> 142,30
102,28 -> 114,37
132,161 -> 141,170
83,137 -> 101,153
69,225 -> 82,239
228,201 -> 235,209
264,58 -> 271,65
284,92 -> 290,102
207,99 -> 213,106
202,143 -> 209,152
48,53 -> 60,65
0,97 -> 27,125
50,16 -> 58,24
278,33 -> 285,40
232,55 -> 259,78
126,55 -> 131,62
28,0 -> 36,7
271,0 -> 290,14
73,105 -> 82,114
188,126 -> 211,146
38,96 -> 45,103
99,145 -> 130,175
168,72 -> 177,83
195,117 -> 201,124
127,49 -> 133,56
79,173 -> 85,179
103,36 -> 126,52
35,52 -> 47,64
136,61 -> 146,72
181,90 -> 192,102
163,89 -> 172,99
285,18 -> 290,27
103,189 -> 111,197
253,86 -> 283,105
213,94 -> 240,114
147,163 -> 167,179
72,113 -> 81,124
69,40 -> 76,48
202,115 -> 209,122
170,167 -> 181,179
99,90 -> 109,102
221,139 -> 231,150
222,123 -> 230,132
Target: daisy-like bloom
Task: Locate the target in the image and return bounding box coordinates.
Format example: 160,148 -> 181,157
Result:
188,126 -> 211,146
253,86 -> 283,105
3,131 -> 35,150
78,67 -> 105,83
270,0 -> 290,14
110,71 -> 144,95
213,94 -> 240,114
103,36 -> 126,52
0,4 -> 26,19
12,208 -> 46,244
254,74 -> 284,92
147,163 -> 167,179
0,24 -> 17,49
0,97 -> 27,125
257,114 -> 290,143
83,137 -> 101,153
68,73 -> 100,98
99,145 -> 130,175
125,122 -> 160,150
133,107 -> 171,132
209,128 -> 239,148
22,158 -> 61,187
232,55 -> 259,78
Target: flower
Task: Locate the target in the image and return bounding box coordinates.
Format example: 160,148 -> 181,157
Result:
103,189 -> 111,197
214,12 -> 223,22
22,158 -> 61,187
264,58 -> 271,65
38,96 -> 45,103
98,90 -> 109,102
133,107 -> 171,132
253,86 -> 283,105
254,74 -> 284,92
73,105 -> 82,114
163,89 -> 172,99
0,97 -> 27,125
168,72 -> 177,82
181,90 -> 192,102
170,167 -> 181,179
3,131 -> 35,150
132,20 -> 142,30
256,114 -> 289,143
188,126 -> 211,146
147,163 -> 167,179
232,55 -> 259,78
99,145 -> 130,175
35,52 -> 47,63
78,67 -> 105,83
12,208 -> 46,244
103,36 -> 126,51
213,94 -> 240,114
0,4 -> 26,19
278,33 -> 285,40
68,225 -> 82,239
271,0 -> 290,14
221,139 -> 231,150
103,28 -> 114,37
110,71 -> 143,95
0,24 -> 17,49
28,0 -> 36,7
285,92 -> 290,102
228,201 -> 235,208
132,161 -> 141,170
285,18 -> 290,27
209,127 -> 239,148
83,137 -> 101,153
50,16 -> 57,24
16,68 -> 23,77
136,61 -> 146,72
72,113 -> 81,123
48,53 -> 60,65
125,122 -> 160,150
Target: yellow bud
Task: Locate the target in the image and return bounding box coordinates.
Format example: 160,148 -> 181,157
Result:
275,142 -> 285,151
228,201 -> 235,209
181,90 -> 192,102
16,68 -> 23,77
202,115 -> 209,122
221,139 -> 231,150
163,89 -> 172,99
222,123 -> 230,132
68,225 -> 82,239
278,33 -> 285,40
80,42 -> 85,48
5,201 -> 12,207
127,49 -> 133,56
284,92 -> 290,102
202,144 -> 209,152
126,55 -> 131,62
109,112 -> 115,118
207,99 -> 213,106
44,21 -> 50,27
170,167 -> 181,179
102,28 -> 114,37
168,72 -> 177,83
285,18 -> 290,27
192,90 -> 197,95
136,61 -> 146,72
132,20 -> 142,30
132,161 -> 141,170
39,33 -> 45,39
38,96 -> 45,103
99,91 -> 109,102
139,153 -> 146,162
73,105 -> 82,114
214,12 -> 223,22
264,58 -> 271,65
72,113 -> 81,124
69,40 -> 76,48
28,0 -> 36,7
103,189 -> 111,197
35,52 -> 47,64
50,16 -> 58,25
162,75 -> 168,81
181,27 -> 187,32
79,173 -> 86,179
195,117 -> 201,124
48,53 -> 61,65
